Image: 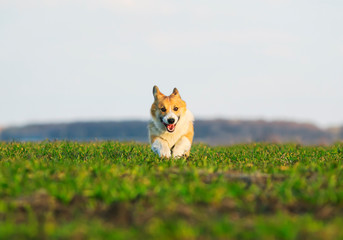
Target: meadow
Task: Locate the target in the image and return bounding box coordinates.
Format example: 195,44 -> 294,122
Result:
0,141 -> 342,239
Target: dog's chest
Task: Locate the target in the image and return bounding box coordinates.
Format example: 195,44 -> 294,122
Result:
160,129 -> 185,148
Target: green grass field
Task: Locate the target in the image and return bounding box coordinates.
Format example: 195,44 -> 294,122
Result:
0,141 -> 343,239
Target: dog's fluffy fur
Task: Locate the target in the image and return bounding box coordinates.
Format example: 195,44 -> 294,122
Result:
148,86 -> 194,158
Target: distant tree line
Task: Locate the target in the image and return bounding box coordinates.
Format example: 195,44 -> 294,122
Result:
0,120 -> 342,145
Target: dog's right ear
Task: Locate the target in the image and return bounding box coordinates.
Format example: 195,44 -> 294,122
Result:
153,85 -> 164,100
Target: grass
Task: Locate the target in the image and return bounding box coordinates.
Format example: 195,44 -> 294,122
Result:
0,141 -> 343,239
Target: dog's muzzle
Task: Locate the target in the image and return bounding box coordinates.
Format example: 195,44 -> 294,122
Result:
160,116 -> 180,133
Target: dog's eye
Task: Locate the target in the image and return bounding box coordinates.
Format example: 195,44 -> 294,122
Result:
161,107 -> 166,112
173,107 -> 178,111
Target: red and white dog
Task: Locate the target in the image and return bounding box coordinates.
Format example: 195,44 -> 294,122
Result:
148,86 -> 194,158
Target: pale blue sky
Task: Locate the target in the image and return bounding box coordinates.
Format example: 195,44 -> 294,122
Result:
1,0 -> 342,127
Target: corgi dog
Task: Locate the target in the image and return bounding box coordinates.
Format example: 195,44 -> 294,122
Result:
148,86 -> 194,158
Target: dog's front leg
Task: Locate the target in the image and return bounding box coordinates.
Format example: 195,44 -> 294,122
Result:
172,136 -> 192,158
151,138 -> 171,158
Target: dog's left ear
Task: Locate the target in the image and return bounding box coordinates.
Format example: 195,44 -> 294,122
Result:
172,88 -> 180,97
153,85 -> 165,100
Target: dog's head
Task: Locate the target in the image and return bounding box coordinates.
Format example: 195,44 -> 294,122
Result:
151,85 -> 187,133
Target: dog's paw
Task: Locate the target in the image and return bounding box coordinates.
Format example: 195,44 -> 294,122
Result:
172,148 -> 187,158
152,146 -> 171,158
151,139 -> 171,158
159,148 -> 171,158
172,136 -> 191,158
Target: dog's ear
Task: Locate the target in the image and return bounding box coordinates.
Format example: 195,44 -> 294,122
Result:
172,88 -> 180,97
153,85 -> 164,100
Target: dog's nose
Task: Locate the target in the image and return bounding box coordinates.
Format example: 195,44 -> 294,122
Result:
168,118 -> 175,124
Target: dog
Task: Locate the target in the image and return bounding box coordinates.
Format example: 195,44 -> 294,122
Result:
148,86 -> 194,158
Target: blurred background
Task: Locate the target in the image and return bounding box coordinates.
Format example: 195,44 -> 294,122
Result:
1,0 -> 343,144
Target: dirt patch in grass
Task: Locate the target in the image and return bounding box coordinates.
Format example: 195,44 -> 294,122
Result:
7,177 -> 342,230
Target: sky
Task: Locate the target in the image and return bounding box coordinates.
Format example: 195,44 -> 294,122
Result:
1,0 -> 342,128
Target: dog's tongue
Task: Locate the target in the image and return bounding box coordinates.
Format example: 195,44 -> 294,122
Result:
167,124 -> 175,131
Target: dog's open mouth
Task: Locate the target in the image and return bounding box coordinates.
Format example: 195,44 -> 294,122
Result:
164,123 -> 176,132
